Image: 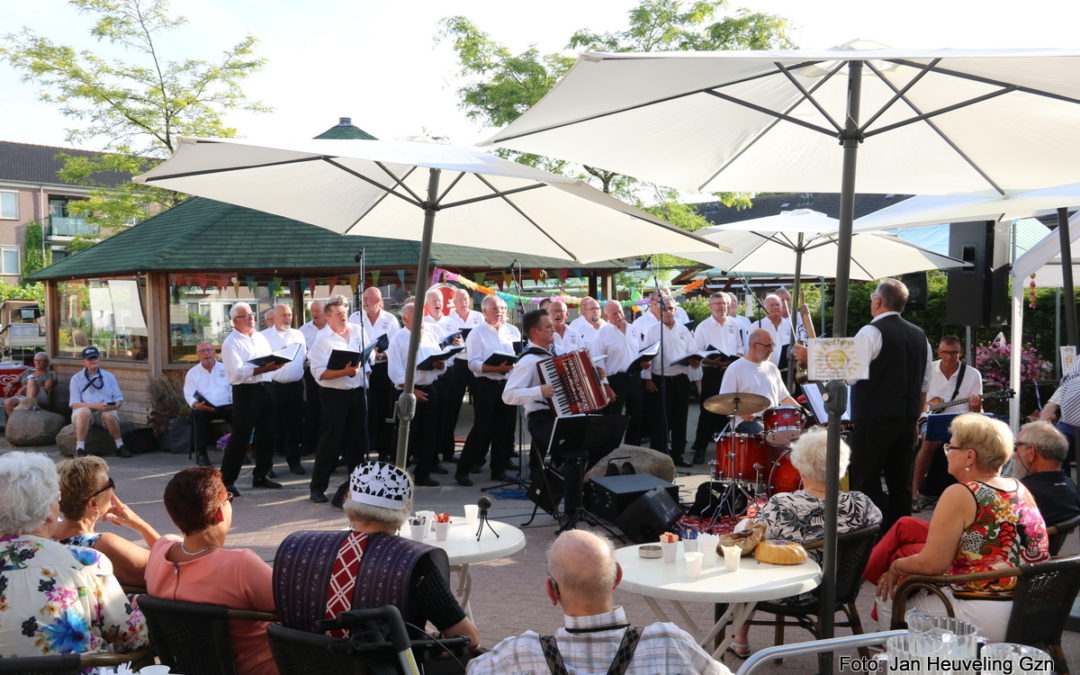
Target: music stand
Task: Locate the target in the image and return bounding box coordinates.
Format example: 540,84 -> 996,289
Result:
547,414 -> 627,534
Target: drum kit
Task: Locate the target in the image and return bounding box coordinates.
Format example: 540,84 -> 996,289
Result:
699,392 -> 809,518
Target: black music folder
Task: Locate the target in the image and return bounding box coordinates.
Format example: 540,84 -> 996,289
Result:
327,348 -> 362,370
247,342 -> 302,367
484,351 -> 518,367
439,328 -> 472,348
629,342 -> 659,370
418,346 -> 464,370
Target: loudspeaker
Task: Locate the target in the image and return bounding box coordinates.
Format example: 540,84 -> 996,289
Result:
615,487 -> 681,544
901,272 -> 928,311
945,221 -> 1010,326
585,474 -> 678,522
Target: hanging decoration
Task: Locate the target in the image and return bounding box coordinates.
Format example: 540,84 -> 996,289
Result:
370,270 -> 381,287
1029,273 -> 1038,309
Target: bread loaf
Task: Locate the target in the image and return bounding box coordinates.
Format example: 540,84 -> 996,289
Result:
753,539 -> 808,565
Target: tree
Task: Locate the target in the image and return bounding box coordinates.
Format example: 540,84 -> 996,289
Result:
21,221 -> 49,282
1,0 -> 268,230
440,0 -> 794,273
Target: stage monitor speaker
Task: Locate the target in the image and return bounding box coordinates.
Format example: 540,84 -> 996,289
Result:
945,221 -> 1009,326
615,487 -> 681,544
901,272 -> 928,311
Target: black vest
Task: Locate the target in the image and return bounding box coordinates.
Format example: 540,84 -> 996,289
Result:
851,314 -> 928,420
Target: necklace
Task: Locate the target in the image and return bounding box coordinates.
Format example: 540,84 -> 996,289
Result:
180,540 -> 220,556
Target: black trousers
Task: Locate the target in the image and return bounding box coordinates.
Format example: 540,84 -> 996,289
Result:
367,361 -> 396,461
310,386 -> 368,495
458,378 -> 516,475
437,360 -> 473,462
221,383 -> 275,486
191,405 -> 232,455
850,416 -> 918,532
405,384 -> 439,479
649,374 -> 690,458
302,368 -> 321,455
692,366 -> 725,451
638,374 -> 657,446
270,380 -> 304,460
527,408 -> 556,472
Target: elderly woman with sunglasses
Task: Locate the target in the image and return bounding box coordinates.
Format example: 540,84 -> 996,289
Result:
53,456 -> 160,589
144,466 -> 277,675
3,351 -> 56,417
871,413 -> 1050,641
0,451 -> 147,657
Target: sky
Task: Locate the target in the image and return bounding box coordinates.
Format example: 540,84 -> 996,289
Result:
3,0 -> 1079,153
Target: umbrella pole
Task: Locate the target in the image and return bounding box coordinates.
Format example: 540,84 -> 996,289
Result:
819,60 -> 863,673
786,236 -> 804,391
1058,207 -> 1078,347
395,168 -> 442,469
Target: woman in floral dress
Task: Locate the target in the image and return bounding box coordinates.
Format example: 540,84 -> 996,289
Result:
0,451 -> 147,658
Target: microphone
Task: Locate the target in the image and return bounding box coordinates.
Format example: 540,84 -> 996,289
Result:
639,256 -> 652,270
505,259 -> 518,275
474,495 -> 498,541
477,495 -> 492,514
354,247 -> 366,263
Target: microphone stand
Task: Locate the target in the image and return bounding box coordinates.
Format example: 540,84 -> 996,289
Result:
644,259 -> 670,461
355,247 -> 371,461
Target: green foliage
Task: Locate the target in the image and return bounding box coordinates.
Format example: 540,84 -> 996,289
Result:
1,0 -> 268,228
681,295 -> 711,322
440,0 -> 791,212
0,281 -> 45,305
21,222 -> 50,281
66,233 -> 104,255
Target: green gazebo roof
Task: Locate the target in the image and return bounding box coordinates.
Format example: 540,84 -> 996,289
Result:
29,197 -> 622,281
313,117 -> 377,140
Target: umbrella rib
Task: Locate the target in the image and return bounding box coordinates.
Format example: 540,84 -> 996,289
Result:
774,62 -> 843,133
863,87 -> 1015,138
885,58 -> 1080,107
697,60 -> 847,191
468,175 -> 580,261
322,158 -> 424,208
439,182 -> 548,210
703,89 -> 837,137
858,58 -> 941,134
862,63 -> 1006,196
139,155 -> 324,182
436,172 -> 468,204
373,161 -> 425,204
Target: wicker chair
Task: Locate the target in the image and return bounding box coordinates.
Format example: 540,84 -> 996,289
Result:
743,524 -> 880,658
0,647 -> 155,674
1047,513 -> 1080,556
137,595 -> 276,675
890,554 -> 1080,674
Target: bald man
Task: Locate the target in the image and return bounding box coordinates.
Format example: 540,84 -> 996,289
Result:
719,328 -> 799,434
350,287 -> 401,462
437,288 -> 484,465
548,299 -> 585,352
468,530 -> 729,675
593,301 -> 648,443
568,296 -> 606,342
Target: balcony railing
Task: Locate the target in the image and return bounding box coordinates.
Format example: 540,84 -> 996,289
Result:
47,215 -> 99,237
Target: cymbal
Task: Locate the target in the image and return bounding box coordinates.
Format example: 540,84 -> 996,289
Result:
703,392 -> 770,416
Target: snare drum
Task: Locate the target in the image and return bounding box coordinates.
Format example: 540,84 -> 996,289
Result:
713,433 -> 771,481
768,449 -> 803,495
762,406 -> 808,446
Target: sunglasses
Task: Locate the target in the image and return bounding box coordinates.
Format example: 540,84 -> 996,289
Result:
90,476 -> 115,499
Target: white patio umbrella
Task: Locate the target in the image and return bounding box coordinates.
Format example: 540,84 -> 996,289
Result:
134,136 -> 724,468
485,44 -> 1080,649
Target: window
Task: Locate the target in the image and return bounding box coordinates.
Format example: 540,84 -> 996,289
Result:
0,247 -> 19,275
57,277 -> 148,361
0,191 -> 16,219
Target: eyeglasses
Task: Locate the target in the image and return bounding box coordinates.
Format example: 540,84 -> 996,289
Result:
943,443 -> 968,454
937,350 -> 961,355
233,314 -> 254,320
1014,441 -> 1032,450
753,342 -> 775,349
90,476 -> 115,499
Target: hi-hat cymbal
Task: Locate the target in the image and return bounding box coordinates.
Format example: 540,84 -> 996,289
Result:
703,392 -> 770,416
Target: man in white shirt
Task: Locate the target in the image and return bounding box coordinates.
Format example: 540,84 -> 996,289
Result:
69,345 -> 129,459
351,287 -> 401,462
467,530 -> 730,675
503,309 -> 558,472
183,341 -> 232,467
549,299 -> 584,352
719,328 -> 800,435
388,300 -> 448,487
308,295 -> 371,503
752,294 -> 793,371
690,293 -> 744,463
422,289 -> 459,472
262,307 -> 276,330
220,301 -> 284,496
594,301 -> 649,444
659,286 -> 691,325
642,297 -> 700,468
260,303 -> 307,476
569,296 -> 606,343
726,292 -> 752,354
912,335 -> 983,509
630,292 -> 662,445
299,299 -> 327,457
437,288 -> 484,466
456,295 -> 521,486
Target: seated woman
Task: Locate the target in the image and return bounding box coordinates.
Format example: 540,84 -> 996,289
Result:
274,461 -> 479,649
873,413 -> 1049,642
144,467 -> 277,675
53,455 -> 160,589
0,451 -> 147,657
726,427 -> 881,657
3,351 -> 56,417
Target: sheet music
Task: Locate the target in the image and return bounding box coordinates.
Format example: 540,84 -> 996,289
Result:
801,383 -> 851,424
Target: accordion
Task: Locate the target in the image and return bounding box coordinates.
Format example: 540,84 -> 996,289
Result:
537,348 -> 612,416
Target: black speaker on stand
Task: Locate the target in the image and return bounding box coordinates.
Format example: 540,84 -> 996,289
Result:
945,221 -> 1009,327
901,272 -> 928,311
614,487 -> 681,544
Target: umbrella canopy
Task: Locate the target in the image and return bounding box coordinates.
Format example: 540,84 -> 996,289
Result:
135,136 -> 722,469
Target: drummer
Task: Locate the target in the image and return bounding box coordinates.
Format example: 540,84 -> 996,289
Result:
718,328 -> 799,434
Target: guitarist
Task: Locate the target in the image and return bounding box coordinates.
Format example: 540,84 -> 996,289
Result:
911,335 -> 983,511
690,292 -> 744,464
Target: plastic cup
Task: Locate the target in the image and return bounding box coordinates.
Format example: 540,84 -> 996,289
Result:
409,519 -> 426,541
661,540 -> 678,563
139,667 -> 171,675
435,521 -> 451,541
464,505 -> 479,524
682,538 -> 699,553
684,551 -> 703,577
698,534 -> 720,567
721,544 -> 741,571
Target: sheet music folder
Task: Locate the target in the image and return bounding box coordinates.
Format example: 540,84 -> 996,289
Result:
547,414 -> 628,465
247,342 -> 302,367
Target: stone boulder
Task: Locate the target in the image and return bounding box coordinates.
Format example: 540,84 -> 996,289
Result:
584,444 -> 675,483
5,399 -> 66,447
56,416 -> 137,457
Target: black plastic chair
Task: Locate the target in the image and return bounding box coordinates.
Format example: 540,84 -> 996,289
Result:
137,594 -> 276,675
744,524 -> 880,658
1047,513 -> 1080,556
0,647 -> 155,674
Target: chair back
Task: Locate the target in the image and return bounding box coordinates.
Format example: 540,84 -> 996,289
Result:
1046,513 -> 1080,556
137,594 -> 237,675
267,623 -> 372,675
1004,555 -> 1080,658
805,524 -> 880,606
0,653 -> 80,675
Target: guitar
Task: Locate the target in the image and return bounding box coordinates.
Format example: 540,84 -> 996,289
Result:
926,388 -> 1015,414
794,302 -> 816,384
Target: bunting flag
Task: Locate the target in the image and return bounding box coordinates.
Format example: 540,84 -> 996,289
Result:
496,279 -> 504,291
307,278 -> 317,295
232,276 -> 241,297
371,270 -> 381,287
396,269 -> 406,287
473,272 -> 486,285
501,271 -> 513,287
246,276 -> 257,295
558,269 -> 569,282
267,280 -> 278,297
529,269 -> 542,283
348,274 -> 359,294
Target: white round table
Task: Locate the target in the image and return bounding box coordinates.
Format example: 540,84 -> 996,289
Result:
408,519 -> 526,616
615,542 -> 821,657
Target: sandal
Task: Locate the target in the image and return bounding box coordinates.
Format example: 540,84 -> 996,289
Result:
727,641 -> 751,659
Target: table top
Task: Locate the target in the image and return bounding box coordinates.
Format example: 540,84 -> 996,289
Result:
409,519 -> 526,566
614,542 -> 821,604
